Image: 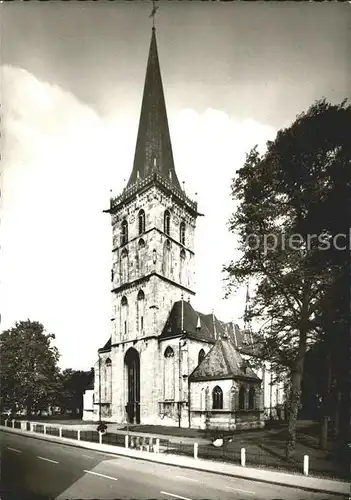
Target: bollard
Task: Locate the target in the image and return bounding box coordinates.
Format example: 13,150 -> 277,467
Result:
30,422 -> 34,432
303,455 -> 309,476
241,447 -> 246,467
194,442 -> 198,459
125,435 -> 129,448
77,429 -> 81,441
43,424 -> 47,435
99,431 -> 102,444
155,438 -> 160,453
59,427 -> 62,438
12,420 -> 15,428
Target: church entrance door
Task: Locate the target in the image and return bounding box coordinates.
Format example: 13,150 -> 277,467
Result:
124,348 -> 140,424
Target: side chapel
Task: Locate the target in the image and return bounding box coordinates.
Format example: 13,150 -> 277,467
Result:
83,27 -> 285,430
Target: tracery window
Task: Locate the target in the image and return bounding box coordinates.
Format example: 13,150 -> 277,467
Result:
198,349 -> 205,366
239,386 -> 246,410
105,358 -> 112,403
164,346 -> 175,400
212,386 -> 223,410
248,387 -> 256,409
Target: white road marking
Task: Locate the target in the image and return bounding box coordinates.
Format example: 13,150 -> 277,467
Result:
37,456 -> 59,464
160,492 -> 193,500
226,486 -> 255,494
83,470 -> 118,481
175,475 -> 199,482
7,447 -> 21,453
81,453 -> 94,458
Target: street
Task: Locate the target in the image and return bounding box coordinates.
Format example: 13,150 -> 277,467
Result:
0,431 -> 347,500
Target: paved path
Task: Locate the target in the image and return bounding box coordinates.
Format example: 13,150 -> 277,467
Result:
1,431 -> 347,500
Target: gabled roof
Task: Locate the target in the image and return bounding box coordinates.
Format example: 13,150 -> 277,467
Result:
127,28 -> 181,191
160,300 -> 215,343
199,313 -> 225,340
98,337 -> 111,353
189,336 -> 260,382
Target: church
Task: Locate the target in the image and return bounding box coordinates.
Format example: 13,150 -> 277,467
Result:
83,26 -> 285,430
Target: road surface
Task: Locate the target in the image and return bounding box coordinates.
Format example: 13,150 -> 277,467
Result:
1,430 -> 347,500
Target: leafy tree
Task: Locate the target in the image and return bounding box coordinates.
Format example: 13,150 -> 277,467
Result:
224,99 -> 350,458
0,320 -> 60,416
56,368 -> 93,418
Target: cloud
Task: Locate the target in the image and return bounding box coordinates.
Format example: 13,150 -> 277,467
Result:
1,65 -> 276,368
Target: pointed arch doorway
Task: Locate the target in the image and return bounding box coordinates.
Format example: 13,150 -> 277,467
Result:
124,347 -> 140,424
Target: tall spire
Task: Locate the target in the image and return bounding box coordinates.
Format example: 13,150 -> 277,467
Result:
127,26 -> 181,190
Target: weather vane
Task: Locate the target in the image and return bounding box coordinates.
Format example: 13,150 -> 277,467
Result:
149,0 -> 159,29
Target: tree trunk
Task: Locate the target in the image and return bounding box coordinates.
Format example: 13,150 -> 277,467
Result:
332,391 -> 341,439
286,369 -> 302,459
319,351 -> 332,450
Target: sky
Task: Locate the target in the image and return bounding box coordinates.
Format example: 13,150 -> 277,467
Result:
1,1 -> 350,369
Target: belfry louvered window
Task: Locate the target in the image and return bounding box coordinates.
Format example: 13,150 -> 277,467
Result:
164,210 -> 170,236
138,210 -> 145,235
179,222 -> 185,245
121,220 -> 128,245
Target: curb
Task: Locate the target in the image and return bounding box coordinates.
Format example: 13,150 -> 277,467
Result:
1,426 -> 349,497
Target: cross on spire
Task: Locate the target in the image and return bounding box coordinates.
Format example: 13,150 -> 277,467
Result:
149,0 -> 159,29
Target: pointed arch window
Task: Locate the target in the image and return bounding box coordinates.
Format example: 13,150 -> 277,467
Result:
121,219 -> 128,245
179,222 -> 186,245
137,290 -> 145,332
198,349 -> 205,366
120,249 -> 129,283
138,239 -> 146,275
248,387 -> 256,410
162,239 -> 171,277
164,210 -> 171,236
239,386 -> 246,410
179,249 -> 186,284
121,296 -> 128,337
138,209 -> 145,235
212,386 -> 223,410
164,346 -> 175,400
105,358 -> 112,403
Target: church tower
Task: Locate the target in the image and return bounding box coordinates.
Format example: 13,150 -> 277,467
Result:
104,27 -> 200,424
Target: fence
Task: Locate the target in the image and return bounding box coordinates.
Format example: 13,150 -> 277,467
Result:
1,418 -> 347,480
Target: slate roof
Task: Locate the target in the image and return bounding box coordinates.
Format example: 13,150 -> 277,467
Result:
160,300 -> 215,343
127,28 -> 181,191
99,300 -> 256,356
189,336 -> 260,382
98,337 -> 111,353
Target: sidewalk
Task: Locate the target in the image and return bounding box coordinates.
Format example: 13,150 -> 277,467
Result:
2,424 -> 349,497
19,419 -> 349,481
